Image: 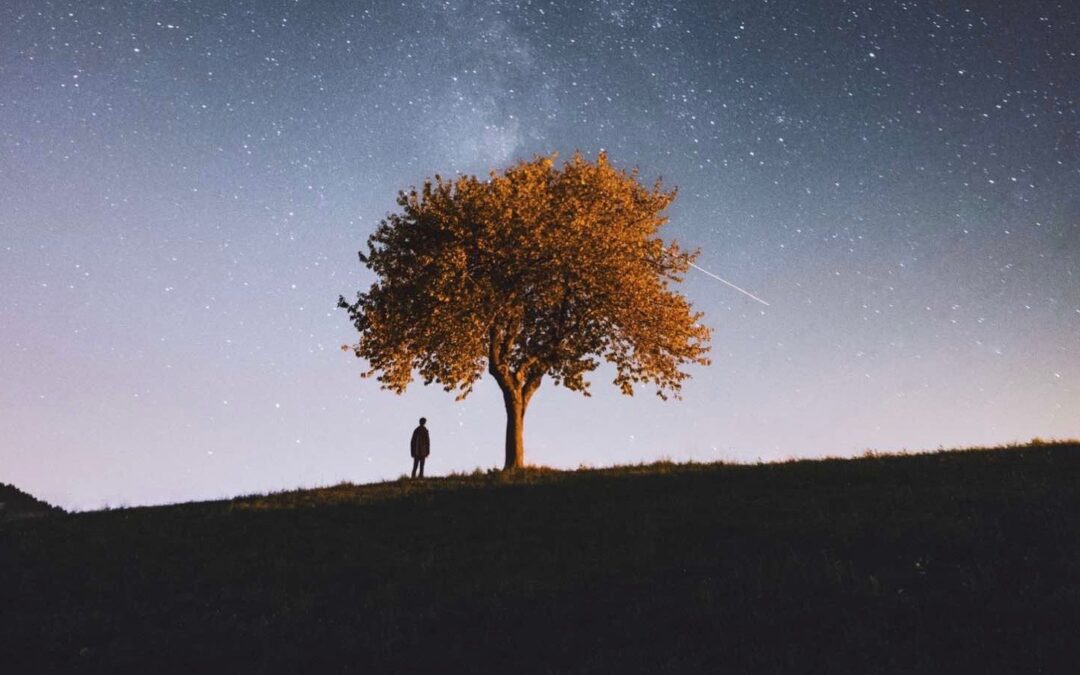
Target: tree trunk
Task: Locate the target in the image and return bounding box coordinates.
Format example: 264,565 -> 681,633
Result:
501,387 -> 526,470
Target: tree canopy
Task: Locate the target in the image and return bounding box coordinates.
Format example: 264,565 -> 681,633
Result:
340,152 -> 711,469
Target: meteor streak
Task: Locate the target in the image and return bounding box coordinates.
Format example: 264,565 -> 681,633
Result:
687,261 -> 771,307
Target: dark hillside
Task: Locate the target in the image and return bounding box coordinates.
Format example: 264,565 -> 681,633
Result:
2,443 -> 1079,674
0,483 -> 61,521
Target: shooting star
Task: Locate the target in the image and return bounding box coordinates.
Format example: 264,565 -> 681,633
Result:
687,261 -> 771,307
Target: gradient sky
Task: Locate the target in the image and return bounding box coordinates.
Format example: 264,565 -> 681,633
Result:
2,0 -> 1078,510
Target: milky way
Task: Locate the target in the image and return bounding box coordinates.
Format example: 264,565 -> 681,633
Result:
2,1 -> 1078,509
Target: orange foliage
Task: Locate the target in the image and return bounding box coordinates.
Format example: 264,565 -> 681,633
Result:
340,152 -> 711,467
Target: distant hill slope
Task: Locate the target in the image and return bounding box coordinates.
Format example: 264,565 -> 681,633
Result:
1,442 -> 1079,674
0,483 -> 61,521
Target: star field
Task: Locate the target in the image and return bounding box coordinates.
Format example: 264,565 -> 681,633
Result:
1,0 -> 1078,509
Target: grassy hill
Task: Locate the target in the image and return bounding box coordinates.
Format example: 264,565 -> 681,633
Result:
0,482 -> 62,521
2,442 -> 1079,674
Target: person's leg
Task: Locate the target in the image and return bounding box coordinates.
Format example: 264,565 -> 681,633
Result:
419,457 -> 425,478
411,457 -> 419,478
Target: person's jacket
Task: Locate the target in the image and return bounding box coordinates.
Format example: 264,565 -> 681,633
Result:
410,426 -> 430,458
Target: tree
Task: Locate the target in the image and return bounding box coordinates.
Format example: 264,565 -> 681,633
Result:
339,152 -> 711,470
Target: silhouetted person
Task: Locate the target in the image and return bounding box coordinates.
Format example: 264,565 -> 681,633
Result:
410,417 -> 430,478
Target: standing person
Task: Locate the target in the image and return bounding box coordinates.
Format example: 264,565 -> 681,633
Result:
410,417 -> 430,478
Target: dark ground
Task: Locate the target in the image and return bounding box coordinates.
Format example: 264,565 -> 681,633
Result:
2,442 -> 1080,674
0,482 -> 61,522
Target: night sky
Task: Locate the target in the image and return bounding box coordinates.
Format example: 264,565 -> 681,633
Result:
2,1 -> 1078,510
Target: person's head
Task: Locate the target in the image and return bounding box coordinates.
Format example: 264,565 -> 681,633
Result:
419,417 -> 427,426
